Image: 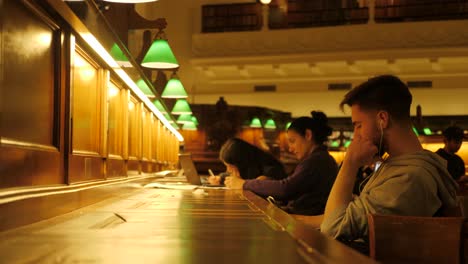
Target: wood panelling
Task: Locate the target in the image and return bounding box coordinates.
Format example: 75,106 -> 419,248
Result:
2,0 -> 57,146
127,158 -> 140,175
0,0 -> 64,188
68,47 -> 105,183
71,50 -> 103,153
127,96 -> 141,159
141,160 -> 152,174
106,156 -> 126,178
68,154 -> 104,183
0,0 -> 182,234
0,143 -> 62,187
141,108 -> 151,161
107,81 -> 124,157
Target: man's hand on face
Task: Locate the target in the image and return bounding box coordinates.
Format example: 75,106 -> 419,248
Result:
345,135 -> 379,168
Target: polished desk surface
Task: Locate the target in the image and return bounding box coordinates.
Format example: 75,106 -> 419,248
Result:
0,180 -> 375,263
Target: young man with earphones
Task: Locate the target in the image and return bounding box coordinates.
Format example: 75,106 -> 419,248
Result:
296,75 -> 459,248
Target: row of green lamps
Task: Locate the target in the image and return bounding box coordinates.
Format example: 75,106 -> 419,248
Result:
110,24 -> 196,130
141,26 -> 195,130
249,117 -> 277,129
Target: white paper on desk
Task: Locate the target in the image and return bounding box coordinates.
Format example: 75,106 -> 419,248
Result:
144,182 -> 198,190
154,170 -> 179,177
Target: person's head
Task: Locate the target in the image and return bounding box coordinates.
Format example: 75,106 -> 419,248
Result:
339,75 -> 412,155
287,111 -> 332,160
219,138 -> 261,176
443,126 -> 464,154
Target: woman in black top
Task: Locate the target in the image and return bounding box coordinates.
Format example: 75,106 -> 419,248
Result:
208,138 -> 287,185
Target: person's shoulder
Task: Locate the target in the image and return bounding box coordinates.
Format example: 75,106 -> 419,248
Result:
454,154 -> 465,163
303,148 -> 337,168
435,148 -> 445,155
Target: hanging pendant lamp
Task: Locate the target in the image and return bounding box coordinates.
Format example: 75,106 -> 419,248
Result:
182,121 -> 197,131
141,29 -> 179,69
136,79 -> 154,97
171,99 -> 192,115
250,117 -> 262,128
264,118 -> 276,129
161,72 -> 188,98
176,114 -> 193,124
109,43 -> 131,67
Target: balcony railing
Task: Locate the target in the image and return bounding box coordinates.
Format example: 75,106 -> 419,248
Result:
201,0 -> 468,33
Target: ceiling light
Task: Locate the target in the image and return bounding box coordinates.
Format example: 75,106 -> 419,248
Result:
264,118 -> 276,129
141,30 -> 179,69
109,43 -> 132,67
136,79 -> 154,96
161,72 -> 188,98
171,99 -> 192,115
250,117 -> 262,128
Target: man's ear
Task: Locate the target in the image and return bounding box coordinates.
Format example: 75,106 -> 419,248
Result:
377,111 -> 389,129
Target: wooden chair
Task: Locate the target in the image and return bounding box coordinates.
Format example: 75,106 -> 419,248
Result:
457,195 -> 468,217
367,213 -> 466,264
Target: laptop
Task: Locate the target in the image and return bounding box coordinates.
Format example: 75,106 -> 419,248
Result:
178,153 -> 224,187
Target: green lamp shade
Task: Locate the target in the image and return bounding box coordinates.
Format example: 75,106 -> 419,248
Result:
330,140 -> 340,148
264,118 -> 276,129
141,39 -> 179,69
176,114 -> 193,124
153,99 -> 166,114
164,113 -> 174,123
182,121 -> 197,131
344,140 -> 352,148
136,79 -> 154,96
110,43 -> 131,67
191,116 -> 199,125
171,99 -> 192,115
250,117 -> 262,128
423,127 -> 432,135
162,78 -> 188,98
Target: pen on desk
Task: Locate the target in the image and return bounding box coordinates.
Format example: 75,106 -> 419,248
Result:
208,169 -> 215,177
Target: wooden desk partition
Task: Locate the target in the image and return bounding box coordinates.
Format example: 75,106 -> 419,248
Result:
0,188 -> 375,263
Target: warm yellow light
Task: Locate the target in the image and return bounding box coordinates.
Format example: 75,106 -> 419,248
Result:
260,0 -> 271,4
74,55 -> 86,68
37,33 -> 52,46
81,33 -> 119,68
128,101 -> 135,111
74,54 -> 95,81
108,83 -> 119,98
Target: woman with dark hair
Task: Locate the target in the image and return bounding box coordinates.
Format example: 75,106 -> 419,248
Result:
225,111 -> 338,215
208,138 -> 287,185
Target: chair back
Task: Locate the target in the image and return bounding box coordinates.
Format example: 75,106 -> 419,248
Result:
367,213 -> 465,264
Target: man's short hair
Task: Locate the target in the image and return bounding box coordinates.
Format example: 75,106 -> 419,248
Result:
443,126 -> 464,141
340,75 -> 412,120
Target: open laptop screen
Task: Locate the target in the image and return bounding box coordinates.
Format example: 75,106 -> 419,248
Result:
178,153 -> 202,185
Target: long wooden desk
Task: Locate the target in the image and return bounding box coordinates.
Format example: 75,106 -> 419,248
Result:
0,184 -> 375,263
